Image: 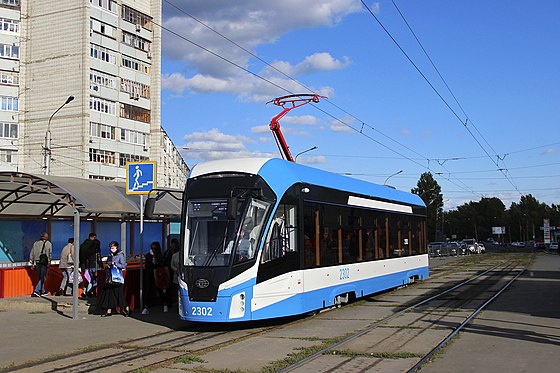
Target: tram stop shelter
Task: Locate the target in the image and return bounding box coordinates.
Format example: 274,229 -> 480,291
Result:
0,171 -> 183,319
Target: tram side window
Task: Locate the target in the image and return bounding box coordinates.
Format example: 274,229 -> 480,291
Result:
261,203 -> 298,263
318,205 -> 339,266
303,204 -> 317,268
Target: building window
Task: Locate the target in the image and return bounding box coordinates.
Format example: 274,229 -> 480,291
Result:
89,175 -> 115,181
119,153 -> 148,167
90,43 -> 117,64
122,5 -> 152,31
0,43 -> 19,59
90,18 -> 116,39
90,0 -> 117,14
90,69 -> 117,90
0,71 -> 18,85
0,149 -> 14,163
89,148 -> 115,164
120,78 -> 150,99
0,96 -> 18,111
122,31 -> 150,52
120,103 -> 150,123
0,18 -> 19,33
120,128 -> 146,145
0,0 -> 19,8
89,96 -> 116,115
90,121 -> 115,139
1,122 -> 17,138
121,55 -> 150,74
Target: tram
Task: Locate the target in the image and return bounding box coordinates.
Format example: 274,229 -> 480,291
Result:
172,157 -> 428,322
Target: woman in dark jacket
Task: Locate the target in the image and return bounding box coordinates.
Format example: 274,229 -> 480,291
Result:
98,241 -> 129,317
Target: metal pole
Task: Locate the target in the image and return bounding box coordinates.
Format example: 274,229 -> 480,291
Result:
72,209 -> 80,320
294,146 -> 317,162
139,194 -> 144,311
43,96 -> 74,175
384,170 -> 403,185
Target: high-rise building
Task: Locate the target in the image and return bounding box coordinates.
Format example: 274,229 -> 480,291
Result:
0,0 -> 188,189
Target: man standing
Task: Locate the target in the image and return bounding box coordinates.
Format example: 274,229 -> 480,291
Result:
79,233 -> 101,298
56,238 -> 74,296
29,232 -> 52,297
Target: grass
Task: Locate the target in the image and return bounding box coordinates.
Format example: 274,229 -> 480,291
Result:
174,354 -> 206,364
331,349 -> 423,359
28,310 -> 47,314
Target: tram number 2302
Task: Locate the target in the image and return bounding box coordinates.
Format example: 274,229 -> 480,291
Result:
339,267 -> 350,280
191,306 -> 213,316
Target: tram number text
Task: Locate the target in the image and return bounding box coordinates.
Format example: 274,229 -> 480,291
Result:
191,306 -> 213,317
339,267 -> 350,280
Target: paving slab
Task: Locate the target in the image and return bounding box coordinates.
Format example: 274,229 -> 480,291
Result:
423,253 -> 560,373
0,305 -> 184,369
186,335 -> 317,372
314,303 -> 394,321
266,318 -> 372,340
13,346 -> 183,373
289,354 -> 418,373
341,326 -> 448,355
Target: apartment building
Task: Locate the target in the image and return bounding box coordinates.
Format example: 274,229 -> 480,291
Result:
0,0 -> 188,189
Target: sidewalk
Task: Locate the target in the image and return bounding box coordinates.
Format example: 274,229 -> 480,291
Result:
0,295 -> 185,370
1,253 -> 559,372
424,252 -> 560,372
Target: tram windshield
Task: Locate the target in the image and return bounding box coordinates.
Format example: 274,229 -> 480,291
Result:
184,197 -> 271,267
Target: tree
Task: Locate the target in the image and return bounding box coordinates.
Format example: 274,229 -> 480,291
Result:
411,172 -> 443,242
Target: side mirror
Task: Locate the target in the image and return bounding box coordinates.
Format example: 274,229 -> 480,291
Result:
226,197 -> 238,220
144,197 -> 156,219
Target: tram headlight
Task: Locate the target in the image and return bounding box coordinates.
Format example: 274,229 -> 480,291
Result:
228,291 -> 246,319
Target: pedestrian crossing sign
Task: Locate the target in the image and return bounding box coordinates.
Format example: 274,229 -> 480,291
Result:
126,161 -> 156,195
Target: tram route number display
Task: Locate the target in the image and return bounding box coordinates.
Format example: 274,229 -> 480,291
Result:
191,306 -> 213,316
340,267 -> 350,280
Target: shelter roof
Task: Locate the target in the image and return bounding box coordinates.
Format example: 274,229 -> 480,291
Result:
0,172 -> 182,218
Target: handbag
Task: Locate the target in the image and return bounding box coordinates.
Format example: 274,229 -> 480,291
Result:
68,268 -> 83,284
38,241 -> 48,266
110,265 -> 124,284
154,266 -> 170,289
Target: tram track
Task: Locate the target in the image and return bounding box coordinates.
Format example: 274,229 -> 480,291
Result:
5,255 -> 531,372
278,257 -> 528,373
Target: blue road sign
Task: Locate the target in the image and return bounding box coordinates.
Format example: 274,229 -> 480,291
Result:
126,161 -> 156,194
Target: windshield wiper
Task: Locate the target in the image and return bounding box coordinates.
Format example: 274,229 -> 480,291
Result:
203,224 -> 231,266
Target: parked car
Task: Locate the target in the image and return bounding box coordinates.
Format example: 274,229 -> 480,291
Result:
550,242 -> 559,251
428,242 -> 448,257
511,241 -> 526,247
446,242 -> 461,256
477,242 -> 486,254
462,239 -> 478,254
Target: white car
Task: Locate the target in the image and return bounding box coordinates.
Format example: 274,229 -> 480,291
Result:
477,242 -> 486,254
550,242 -> 559,251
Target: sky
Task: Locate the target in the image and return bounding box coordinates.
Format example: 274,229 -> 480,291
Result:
158,0 -> 560,211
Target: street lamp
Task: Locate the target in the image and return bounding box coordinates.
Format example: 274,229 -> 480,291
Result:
294,146 -> 317,162
384,170 -> 403,185
43,95 -> 74,175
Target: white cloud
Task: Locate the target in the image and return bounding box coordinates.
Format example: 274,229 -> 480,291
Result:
329,116 -> 354,132
282,115 -> 318,125
543,148 -> 557,155
183,128 -> 273,161
296,155 -> 326,165
161,1 -> 360,99
251,125 -> 270,134
266,53 -> 350,77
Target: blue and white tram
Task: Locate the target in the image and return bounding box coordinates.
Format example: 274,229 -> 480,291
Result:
177,157 -> 428,322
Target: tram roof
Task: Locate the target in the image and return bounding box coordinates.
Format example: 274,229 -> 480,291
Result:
0,172 -> 182,218
190,158 -> 425,207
